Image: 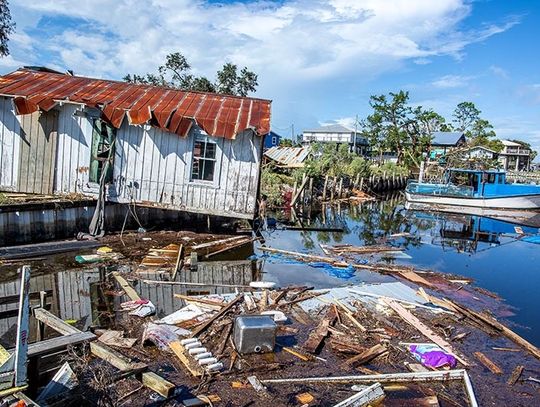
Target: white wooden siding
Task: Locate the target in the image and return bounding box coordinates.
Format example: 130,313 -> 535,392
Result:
0,100 -> 262,219
0,97 -> 20,190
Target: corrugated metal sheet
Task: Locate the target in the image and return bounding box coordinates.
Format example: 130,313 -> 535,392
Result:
264,146 -> 311,168
0,69 -> 271,139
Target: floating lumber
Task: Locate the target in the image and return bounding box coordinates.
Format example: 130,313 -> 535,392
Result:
473,352 -> 502,374
258,247 -> 348,266
112,272 -> 140,301
327,245 -> 398,254
381,299 -> 469,366
507,365 -> 524,385
34,308 -> 173,397
192,236 -> 246,250
442,298 -> 540,361
333,382 -> 385,407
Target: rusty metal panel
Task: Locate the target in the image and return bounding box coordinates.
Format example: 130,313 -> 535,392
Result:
0,68 -> 271,140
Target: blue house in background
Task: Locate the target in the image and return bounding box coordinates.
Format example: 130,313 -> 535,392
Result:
263,131 -> 282,149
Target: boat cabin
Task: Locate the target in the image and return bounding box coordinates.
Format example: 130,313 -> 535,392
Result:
444,169 -> 506,196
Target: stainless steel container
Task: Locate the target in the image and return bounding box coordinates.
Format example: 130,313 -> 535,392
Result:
233,315 -> 276,354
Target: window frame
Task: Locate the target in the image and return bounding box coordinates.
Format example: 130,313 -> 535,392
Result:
89,117 -> 116,185
189,134 -> 221,186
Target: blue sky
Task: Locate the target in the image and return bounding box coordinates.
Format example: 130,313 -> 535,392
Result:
3,0 -> 540,156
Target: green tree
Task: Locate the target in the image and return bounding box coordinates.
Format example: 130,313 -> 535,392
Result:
124,52 -> 258,96
452,102 -> 499,149
0,1 -> 15,57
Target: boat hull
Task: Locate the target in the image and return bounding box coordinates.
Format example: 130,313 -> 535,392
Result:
405,191 -> 540,210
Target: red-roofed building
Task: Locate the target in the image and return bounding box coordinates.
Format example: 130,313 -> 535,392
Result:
0,67 -> 271,220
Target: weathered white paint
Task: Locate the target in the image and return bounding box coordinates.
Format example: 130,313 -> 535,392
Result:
0,97 -> 20,190
0,100 -> 263,219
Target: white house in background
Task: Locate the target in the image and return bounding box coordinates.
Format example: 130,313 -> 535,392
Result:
301,124 -> 369,155
498,140 -> 531,171
461,145 -> 498,160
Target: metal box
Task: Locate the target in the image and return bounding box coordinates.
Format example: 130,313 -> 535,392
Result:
233,315 -> 276,354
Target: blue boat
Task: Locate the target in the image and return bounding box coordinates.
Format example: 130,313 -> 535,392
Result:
405,168 -> 540,210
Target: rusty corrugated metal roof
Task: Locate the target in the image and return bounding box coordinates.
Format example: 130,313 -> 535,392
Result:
264,146 -> 311,168
0,68 -> 271,139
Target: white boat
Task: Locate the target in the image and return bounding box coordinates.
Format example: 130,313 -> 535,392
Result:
405,169 -> 540,210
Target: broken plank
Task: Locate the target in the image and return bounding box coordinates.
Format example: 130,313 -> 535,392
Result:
258,246 -> 348,267
169,341 -> 204,377
473,352 -> 502,374
303,305 -> 337,353
112,272 -> 141,301
90,342 -> 146,372
382,298 -> 469,366
247,375 -> 271,398
204,238 -> 256,259
507,365 -> 524,385
342,344 -> 387,367
141,371 -> 175,398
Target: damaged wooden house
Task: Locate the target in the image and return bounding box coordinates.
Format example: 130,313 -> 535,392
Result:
0,67 -> 271,243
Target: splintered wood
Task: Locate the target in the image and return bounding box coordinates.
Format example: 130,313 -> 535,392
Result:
303,306 -> 338,353
474,352 -> 503,374
140,243 -> 183,271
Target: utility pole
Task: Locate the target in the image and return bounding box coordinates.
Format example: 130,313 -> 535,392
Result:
353,114 -> 358,154
291,124 -> 295,144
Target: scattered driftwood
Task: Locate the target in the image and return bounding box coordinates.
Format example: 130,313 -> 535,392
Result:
507,365 -> 524,385
442,298 -> 540,361
342,344 -> 388,367
474,352 -> 502,374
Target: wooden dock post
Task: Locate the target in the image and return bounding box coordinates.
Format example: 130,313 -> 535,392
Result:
322,175 -> 329,201
330,176 -> 337,201
338,178 -> 343,198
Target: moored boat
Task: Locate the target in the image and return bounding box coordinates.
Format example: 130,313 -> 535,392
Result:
405,168 -> 540,210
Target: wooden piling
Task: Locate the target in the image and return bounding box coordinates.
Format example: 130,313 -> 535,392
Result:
322,174 -> 329,201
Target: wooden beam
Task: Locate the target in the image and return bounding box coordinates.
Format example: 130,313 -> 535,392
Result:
90,342 -> 146,372
381,299 -> 469,366
33,307 -> 79,335
191,236 -> 245,250
26,332 -> 95,357
112,272 -> 140,301
473,352 -> 502,374
141,371 -> 175,398
290,175 -> 309,206
171,244 -> 183,281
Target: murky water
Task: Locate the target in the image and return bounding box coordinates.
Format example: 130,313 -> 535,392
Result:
260,195 -> 540,346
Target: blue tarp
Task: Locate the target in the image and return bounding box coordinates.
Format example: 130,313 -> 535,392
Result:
250,252 -> 358,279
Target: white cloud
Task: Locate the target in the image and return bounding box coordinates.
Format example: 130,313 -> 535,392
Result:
431,74 -> 474,89
10,0 -> 515,81
489,65 -> 509,79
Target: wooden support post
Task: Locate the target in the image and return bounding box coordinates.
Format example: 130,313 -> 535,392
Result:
308,177 -> 314,203
36,291 -> 46,342
330,176 -> 337,200
359,177 -> 364,191
322,175 -> 329,201
291,175 -> 309,207
172,244 -> 183,281
354,173 -> 360,188
338,178 -> 343,198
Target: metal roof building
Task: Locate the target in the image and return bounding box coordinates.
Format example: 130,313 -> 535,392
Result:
0,68 -> 272,220
263,146 -> 311,168
431,132 -> 466,147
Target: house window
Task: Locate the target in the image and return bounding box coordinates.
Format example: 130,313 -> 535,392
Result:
191,138 -> 217,182
272,136 -> 277,145
89,118 -> 116,184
